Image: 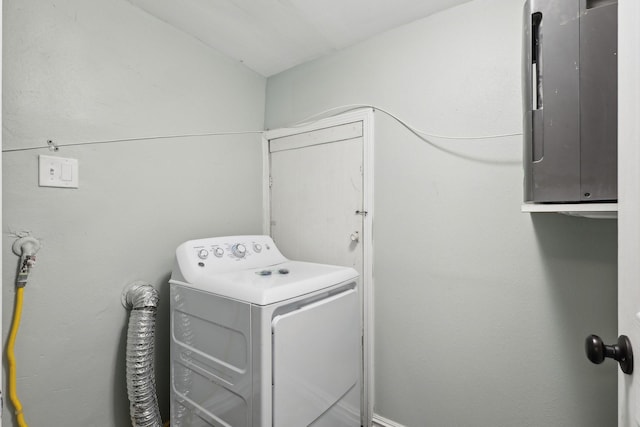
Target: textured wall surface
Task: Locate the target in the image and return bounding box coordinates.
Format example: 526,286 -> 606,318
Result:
266,0 -> 618,425
2,0 -> 265,425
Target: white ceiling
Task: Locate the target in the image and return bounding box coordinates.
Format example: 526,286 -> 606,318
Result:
127,0 -> 473,77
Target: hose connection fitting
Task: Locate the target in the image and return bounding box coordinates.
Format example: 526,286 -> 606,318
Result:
12,237 -> 41,288
15,256 -> 36,288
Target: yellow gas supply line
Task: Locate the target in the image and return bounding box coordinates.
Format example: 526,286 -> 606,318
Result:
7,236 -> 40,427
7,287 -> 28,427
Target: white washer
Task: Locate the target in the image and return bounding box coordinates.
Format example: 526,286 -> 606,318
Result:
169,235 -> 361,427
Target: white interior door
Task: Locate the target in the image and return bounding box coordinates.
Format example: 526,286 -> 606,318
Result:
269,121 -> 364,272
264,109 -> 375,425
618,1 -> 640,426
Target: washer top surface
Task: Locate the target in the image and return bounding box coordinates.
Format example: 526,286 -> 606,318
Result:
170,235 -> 359,305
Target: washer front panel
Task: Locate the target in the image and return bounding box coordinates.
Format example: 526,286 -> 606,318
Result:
272,288 -> 360,426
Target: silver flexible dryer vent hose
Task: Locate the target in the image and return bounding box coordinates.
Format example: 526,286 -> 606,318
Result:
123,282 -> 162,427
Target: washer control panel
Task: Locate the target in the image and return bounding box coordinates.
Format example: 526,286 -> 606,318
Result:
175,235 -> 287,275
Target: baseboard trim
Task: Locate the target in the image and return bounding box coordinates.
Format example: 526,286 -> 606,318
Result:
372,413 -> 407,427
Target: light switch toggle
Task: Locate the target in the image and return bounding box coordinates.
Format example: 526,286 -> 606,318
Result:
39,155 -> 79,188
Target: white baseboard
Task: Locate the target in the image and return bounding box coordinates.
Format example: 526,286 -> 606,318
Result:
372,413 -> 407,427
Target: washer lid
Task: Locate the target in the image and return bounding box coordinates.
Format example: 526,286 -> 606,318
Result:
170,260 -> 358,305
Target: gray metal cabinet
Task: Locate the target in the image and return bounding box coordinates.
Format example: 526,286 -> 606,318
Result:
523,0 -> 617,203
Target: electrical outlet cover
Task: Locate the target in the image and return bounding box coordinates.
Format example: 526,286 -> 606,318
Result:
39,155 -> 79,188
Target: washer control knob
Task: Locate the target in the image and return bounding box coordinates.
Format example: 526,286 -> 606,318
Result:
232,243 -> 247,258
253,243 -> 262,253
213,247 -> 224,258
197,249 -> 209,259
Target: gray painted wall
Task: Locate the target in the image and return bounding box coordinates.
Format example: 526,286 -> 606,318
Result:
265,0 -> 618,426
2,0 -> 265,425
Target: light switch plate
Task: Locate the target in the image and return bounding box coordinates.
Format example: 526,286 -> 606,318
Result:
39,155 -> 79,188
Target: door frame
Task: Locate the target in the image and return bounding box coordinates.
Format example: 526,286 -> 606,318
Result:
1,1 -> 4,424
263,108 -> 375,424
